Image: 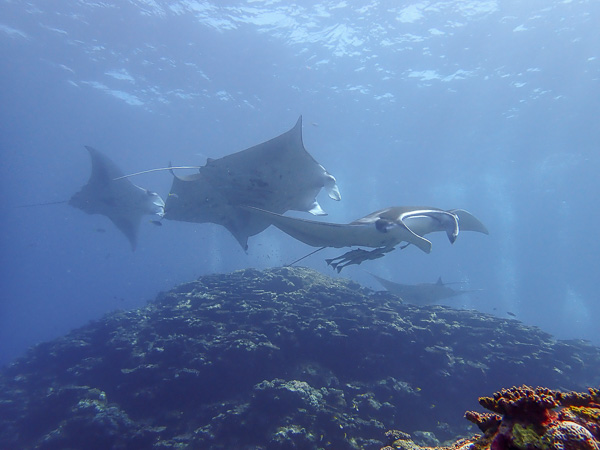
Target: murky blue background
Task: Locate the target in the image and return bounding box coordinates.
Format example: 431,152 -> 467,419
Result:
1,0 -> 599,367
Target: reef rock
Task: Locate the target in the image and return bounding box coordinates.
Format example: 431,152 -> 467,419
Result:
0,267 -> 599,449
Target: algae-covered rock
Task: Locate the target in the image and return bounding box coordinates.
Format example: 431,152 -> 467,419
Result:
0,267 -> 599,449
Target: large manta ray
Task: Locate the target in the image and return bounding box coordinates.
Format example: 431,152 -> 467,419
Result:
164,116 -> 341,250
69,146 -> 165,251
245,206 -> 489,271
370,273 -> 481,305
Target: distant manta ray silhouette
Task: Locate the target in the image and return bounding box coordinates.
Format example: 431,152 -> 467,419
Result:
15,146 -> 165,251
245,206 -> 489,271
69,146 -> 165,251
369,273 -> 482,305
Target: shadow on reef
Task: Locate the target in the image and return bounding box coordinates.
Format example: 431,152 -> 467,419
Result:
0,267 -> 599,449
382,385 -> 600,450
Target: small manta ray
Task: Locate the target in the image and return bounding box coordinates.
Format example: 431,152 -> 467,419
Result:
163,116 -> 341,250
69,146 -> 165,251
245,206 -> 488,270
370,273 -> 482,305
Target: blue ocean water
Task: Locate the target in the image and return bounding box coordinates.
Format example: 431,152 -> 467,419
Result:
1,0 -> 599,368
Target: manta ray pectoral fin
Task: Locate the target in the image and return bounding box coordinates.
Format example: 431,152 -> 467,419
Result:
450,209 -> 489,235
231,233 -> 249,252
111,215 -> 142,251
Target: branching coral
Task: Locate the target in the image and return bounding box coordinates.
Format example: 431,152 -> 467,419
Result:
478,385 -> 560,424
464,411 -> 502,434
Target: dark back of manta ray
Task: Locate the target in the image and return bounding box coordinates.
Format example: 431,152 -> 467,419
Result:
164,118 -> 330,224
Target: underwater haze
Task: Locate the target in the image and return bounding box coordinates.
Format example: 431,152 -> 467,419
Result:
1,0 -> 599,367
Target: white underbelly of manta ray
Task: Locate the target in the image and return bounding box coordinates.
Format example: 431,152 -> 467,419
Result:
245,206 -> 488,251
243,206 -> 489,271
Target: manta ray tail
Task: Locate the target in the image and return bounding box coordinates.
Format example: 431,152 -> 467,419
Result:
14,200 -> 68,208
113,166 -> 202,181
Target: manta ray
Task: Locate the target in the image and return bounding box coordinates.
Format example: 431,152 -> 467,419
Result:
245,206 -> 489,270
370,273 -> 481,305
69,146 -> 165,251
163,116 -> 341,250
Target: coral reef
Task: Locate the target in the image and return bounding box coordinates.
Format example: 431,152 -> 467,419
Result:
478,385 -> 563,424
383,385 -> 600,450
0,267 -> 599,449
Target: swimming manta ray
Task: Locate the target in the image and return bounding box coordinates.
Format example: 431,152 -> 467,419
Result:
370,273 -> 481,305
164,116 -> 341,250
69,146 -> 165,251
244,206 -> 488,270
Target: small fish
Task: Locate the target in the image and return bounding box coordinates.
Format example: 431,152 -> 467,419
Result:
168,193 -> 179,199
150,220 -> 162,227
95,228 -> 107,233
507,311 -> 516,317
